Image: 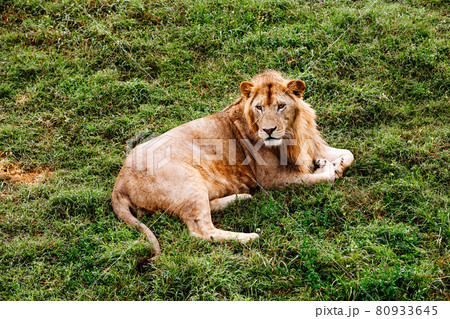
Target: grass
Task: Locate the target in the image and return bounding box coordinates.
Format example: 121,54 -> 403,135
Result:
0,0 -> 448,300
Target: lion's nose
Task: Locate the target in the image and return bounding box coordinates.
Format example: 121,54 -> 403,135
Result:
263,127 -> 277,136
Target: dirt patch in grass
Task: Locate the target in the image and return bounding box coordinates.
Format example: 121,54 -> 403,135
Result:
0,155 -> 54,186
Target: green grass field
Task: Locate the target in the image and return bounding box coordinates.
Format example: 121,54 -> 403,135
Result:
0,0 -> 448,300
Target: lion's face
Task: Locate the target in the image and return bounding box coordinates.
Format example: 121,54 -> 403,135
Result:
240,73 -> 305,147
246,87 -> 297,146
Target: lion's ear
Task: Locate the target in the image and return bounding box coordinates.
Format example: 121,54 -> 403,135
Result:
240,81 -> 254,98
286,80 -> 306,98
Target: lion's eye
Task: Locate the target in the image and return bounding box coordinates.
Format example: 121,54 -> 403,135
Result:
255,105 -> 263,111
278,104 -> 286,111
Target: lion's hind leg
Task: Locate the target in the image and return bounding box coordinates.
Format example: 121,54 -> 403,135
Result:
179,192 -> 258,244
210,194 -> 252,212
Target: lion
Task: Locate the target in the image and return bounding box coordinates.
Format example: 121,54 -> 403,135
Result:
111,70 -> 354,260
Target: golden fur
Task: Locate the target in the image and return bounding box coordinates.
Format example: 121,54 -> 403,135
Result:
111,71 -> 354,260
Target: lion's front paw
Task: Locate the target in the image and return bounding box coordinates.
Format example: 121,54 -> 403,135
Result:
315,158 -> 328,169
333,157 -> 345,178
314,159 -> 337,182
316,158 -> 346,181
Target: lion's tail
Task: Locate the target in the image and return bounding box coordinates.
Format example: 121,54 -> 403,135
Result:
111,190 -> 161,260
